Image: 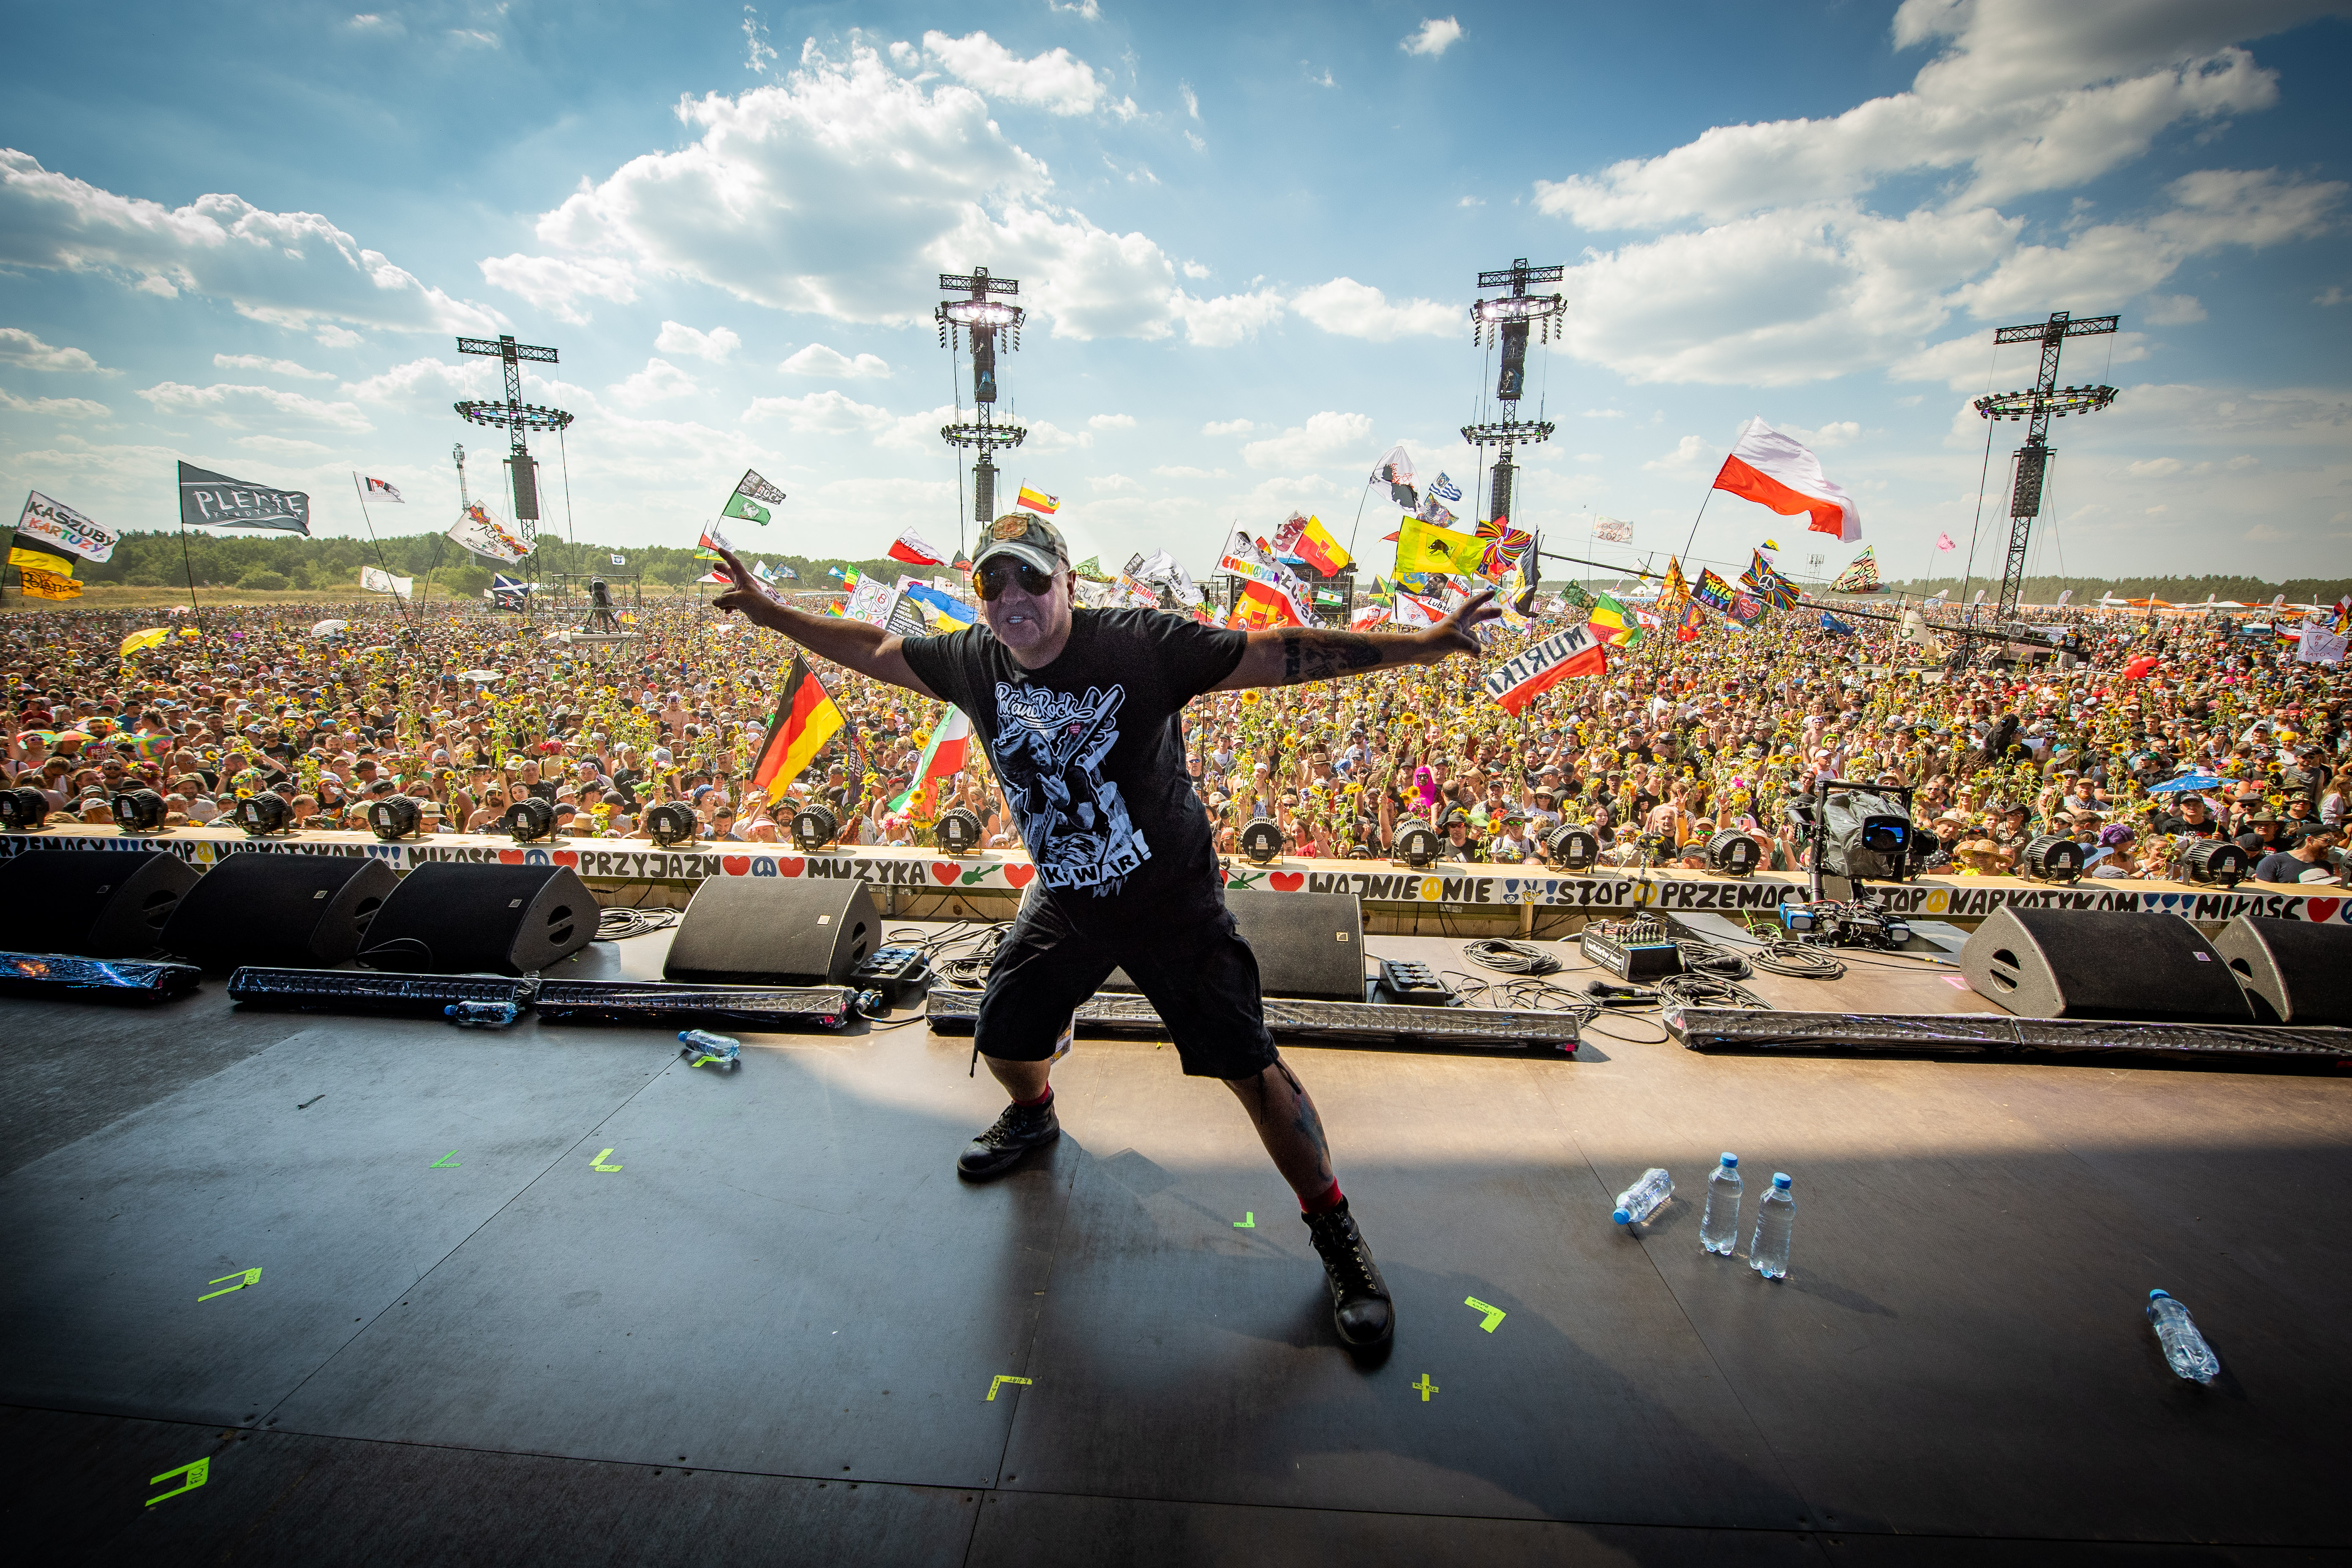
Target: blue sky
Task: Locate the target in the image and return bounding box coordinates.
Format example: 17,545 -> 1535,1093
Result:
3,0 -> 2348,586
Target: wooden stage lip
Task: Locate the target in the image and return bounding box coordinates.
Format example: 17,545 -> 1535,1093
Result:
0,827 -> 2343,926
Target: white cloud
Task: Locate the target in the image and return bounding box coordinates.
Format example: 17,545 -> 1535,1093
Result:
1402,17 -> 1463,57
1092,473 -> 1140,491
1088,413 -> 1135,430
1180,260 -> 1210,280
2127,456 -> 2185,476
1242,411 -> 1375,471
1021,419 -> 1094,455
1172,288 -> 1285,347
236,434 -> 332,457
654,321 -> 740,361
449,29 -> 498,48
1048,0 -> 1101,16
347,14 -> 397,32
1292,278 -> 1457,341
1781,419 -> 1861,448
212,352 -> 332,380
742,389 -> 894,435
1184,131 -> 1205,153
340,356 -> 493,404
1179,82 -> 1200,120
1,327 -> 107,373
0,149 -> 504,338
477,253 -> 637,323
136,380 -> 372,430
1527,4 -> 2345,386
922,30 -> 1135,119
779,343 -> 891,378
607,357 -> 698,406
1643,434 -> 1710,472
2143,293 -> 2207,325
1202,418 -> 1254,436
2319,286 -> 2348,307
0,388 -> 109,418
1151,464 -> 1230,479
741,7 -> 776,75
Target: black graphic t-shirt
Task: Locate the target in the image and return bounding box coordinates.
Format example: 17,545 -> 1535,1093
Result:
902,609 -> 1247,934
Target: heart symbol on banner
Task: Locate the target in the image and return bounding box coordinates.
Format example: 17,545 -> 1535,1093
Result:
553,852 -> 578,868
1004,863 -> 1036,888
933,862 -> 959,885
777,857 -> 804,877
2306,897 -> 2342,924
2159,894 -> 2180,910
721,855 -> 751,876
1270,871 -> 1305,892
498,849 -> 525,864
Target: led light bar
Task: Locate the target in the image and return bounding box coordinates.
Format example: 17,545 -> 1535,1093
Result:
926,987 -> 1579,1054
0,951 -> 201,1001
229,967 -> 524,1017
534,980 -> 855,1030
1665,1005 -> 2350,1064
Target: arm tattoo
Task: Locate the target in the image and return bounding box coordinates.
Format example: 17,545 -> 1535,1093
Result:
1278,630 -> 1389,686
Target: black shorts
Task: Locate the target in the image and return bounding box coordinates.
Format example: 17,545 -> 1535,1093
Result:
974,891 -> 1279,1080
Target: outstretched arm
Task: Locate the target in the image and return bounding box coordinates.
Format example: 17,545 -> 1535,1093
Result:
1209,589 -> 1503,691
708,546 -> 941,700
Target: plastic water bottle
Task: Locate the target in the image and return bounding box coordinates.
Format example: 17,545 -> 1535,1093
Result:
1700,1153 -> 1743,1255
1613,1168 -> 1673,1226
2146,1290 -> 2219,1383
1749,1173 -> 1795,1279
678,1029 -> 740,1068
446,1000 -> 518,1029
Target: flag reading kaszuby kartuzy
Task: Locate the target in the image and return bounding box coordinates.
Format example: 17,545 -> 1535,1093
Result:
177,462 -> 310,534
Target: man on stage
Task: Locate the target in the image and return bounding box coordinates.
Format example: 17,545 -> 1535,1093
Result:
711,516 -> 1500,1351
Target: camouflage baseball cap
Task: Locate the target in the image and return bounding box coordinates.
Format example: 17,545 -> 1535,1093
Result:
972,512 -> 1070,577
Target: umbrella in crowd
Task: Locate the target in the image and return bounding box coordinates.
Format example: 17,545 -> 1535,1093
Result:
310,619 -> 349,639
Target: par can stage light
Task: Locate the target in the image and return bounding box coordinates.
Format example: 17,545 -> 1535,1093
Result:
790,803 -> 839,852
366,795 -> 422,841
2020,834 -> 2084,883
502,797 -> 557,843
1239,819 -> 1285,866
1393,817 -> 1438,869
113,788 -> 170,834
1546,825 -> 1599,871
643,801 -> 698,847
2179,838 -> 2249,887
935,806 -> 983,855
0,787 -> 51,831
231,791 -> 291,836
1704,829 -> 1761,878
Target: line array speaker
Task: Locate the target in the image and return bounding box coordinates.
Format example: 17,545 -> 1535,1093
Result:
1958,906 -> 2252,1024
356,863 -> 596,975
2211,916 -> 2352,1026
1104,887 -> 1365,1002
0,849 -> 201,958
160,851 -> 398,970
662,877 -> 879,985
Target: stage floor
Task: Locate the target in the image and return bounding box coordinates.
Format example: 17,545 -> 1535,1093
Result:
4,921 -> 2349,1565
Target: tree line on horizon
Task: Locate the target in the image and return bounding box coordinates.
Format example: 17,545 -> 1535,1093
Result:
1880,573 -> 2352,607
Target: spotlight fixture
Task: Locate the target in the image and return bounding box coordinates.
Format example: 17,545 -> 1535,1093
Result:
112,788 -> 169,834
365,795 -> 422,842
502,797 -> 557,843
2020,834 -> 2084,884
1546,825 -> 1599,871
1393,817 -> 1438,869
935,806 -> 983,855
231,789 -> 291,841
2179,838 -> 2249,887
1704,829 -> 1761,878
1239,819 -> 1285,866
643,802 -> 697,847
790,803 -> 839,852
0,787 -> 49,831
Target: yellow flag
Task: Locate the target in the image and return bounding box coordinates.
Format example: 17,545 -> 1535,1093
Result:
10,545 -> 72,574
19,566 -> 82,601
120,627 -> 172,657
1394,516 -> 1475,577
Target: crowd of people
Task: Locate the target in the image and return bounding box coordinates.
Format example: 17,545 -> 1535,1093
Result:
3,585 -> 2346,888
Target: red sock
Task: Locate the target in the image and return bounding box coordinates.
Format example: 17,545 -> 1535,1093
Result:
1014,1086 -> 1053,1108
1299,1179 -> 1345,1214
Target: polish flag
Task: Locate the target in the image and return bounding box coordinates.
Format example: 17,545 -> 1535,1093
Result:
1711,418 -> 1860,542
888,528 -> 949,566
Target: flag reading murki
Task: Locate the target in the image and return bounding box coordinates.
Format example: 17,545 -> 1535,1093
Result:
751,656 -> 846,805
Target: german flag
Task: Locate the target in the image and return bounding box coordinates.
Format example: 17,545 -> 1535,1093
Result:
750,656 -> 846,805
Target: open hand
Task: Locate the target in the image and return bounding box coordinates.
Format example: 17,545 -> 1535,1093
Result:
709,546 -> 781,627
1424,588 -> 1503,660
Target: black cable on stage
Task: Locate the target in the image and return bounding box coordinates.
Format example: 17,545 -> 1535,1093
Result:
1749,939 -> 1846,979
595,905 -> 680,941
1461,938 -> 1562,975
1656,971 -> 1770,1010
1674,939 -> 1753,982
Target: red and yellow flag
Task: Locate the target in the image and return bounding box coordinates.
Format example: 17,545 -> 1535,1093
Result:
750,656 -> 847,805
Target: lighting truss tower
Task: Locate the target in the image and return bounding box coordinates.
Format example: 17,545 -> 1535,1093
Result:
453,334 -> 574,549
1971,310 -> 2118,619
936,268 -> 1027,535
1461,258 -> 1564,527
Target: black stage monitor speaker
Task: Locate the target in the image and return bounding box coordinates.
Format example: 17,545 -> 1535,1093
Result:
0,849 -> 201,957
160,852 -> 399,970
663,877 -> 879,985
356,863 -> 596,975
1959,906 -> 2253,1024
2211,917 -> 2352,1026
1103,887 -> 1365,1002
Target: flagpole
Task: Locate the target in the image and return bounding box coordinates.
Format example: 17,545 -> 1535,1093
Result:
350,472 -> 403,629
1342,468 -> 1372,561
1678,483 -> 1716,571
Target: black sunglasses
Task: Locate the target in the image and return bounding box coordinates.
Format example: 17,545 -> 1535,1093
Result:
972,559 -> 1056,602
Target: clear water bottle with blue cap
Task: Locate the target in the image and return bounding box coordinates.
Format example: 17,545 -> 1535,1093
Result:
1749,1173 -> 1795,1279
1699,1153 -> 1742,1255
2146,1290 -> 2219,1383
1612,1167 -> 1672,1227
678,1029 -> 740,1068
